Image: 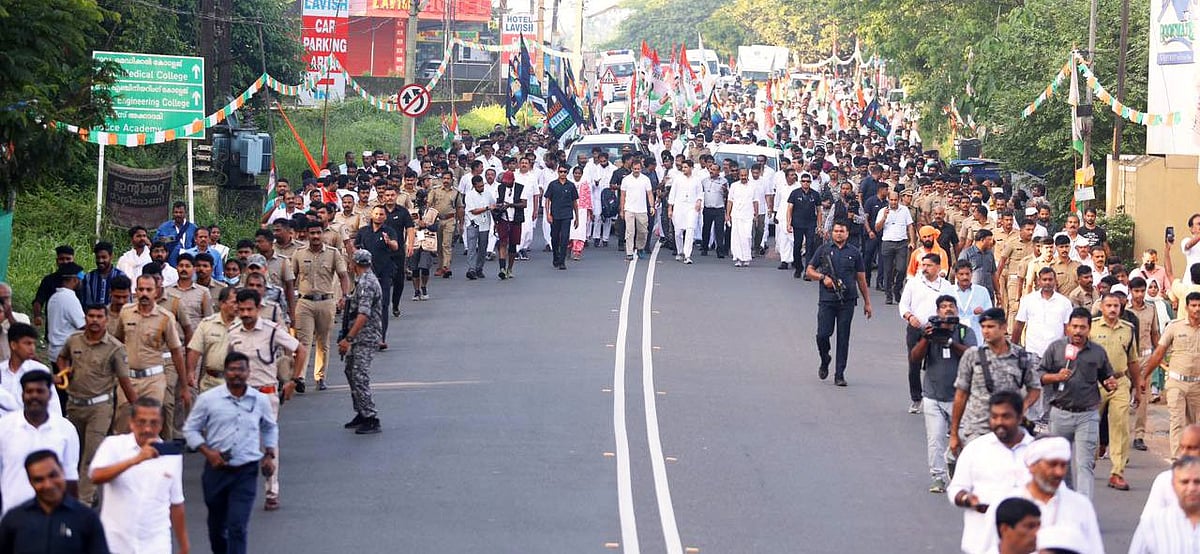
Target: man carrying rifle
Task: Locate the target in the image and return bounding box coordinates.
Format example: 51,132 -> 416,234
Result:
337,250 -> 383,435
806,219 -> 873,387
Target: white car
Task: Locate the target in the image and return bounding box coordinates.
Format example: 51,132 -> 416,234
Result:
566,133 -> 650,166
712,144 -> 782,172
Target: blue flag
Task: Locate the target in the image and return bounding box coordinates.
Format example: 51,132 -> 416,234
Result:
507,35 -> 533,123
862,98 -> 890,136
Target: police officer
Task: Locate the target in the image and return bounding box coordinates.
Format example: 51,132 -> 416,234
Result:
428,175 -> 462,278
227,288 -> 306,512
55,304 -> 136,505
186,286 -> 238,394
289,220 -> 350,391
806,219 -> 874,386
338,250 -> 383,435
112,275 -> 185,435
997,219 -> 1036,328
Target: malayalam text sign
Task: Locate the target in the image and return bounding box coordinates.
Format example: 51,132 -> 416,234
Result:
93,51 -> 206,139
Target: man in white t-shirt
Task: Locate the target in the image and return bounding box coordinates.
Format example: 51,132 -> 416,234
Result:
90,397 -> 188,554
619,160 -> 655,261
1013,266 -> 1073,361
514,158 -> 543,260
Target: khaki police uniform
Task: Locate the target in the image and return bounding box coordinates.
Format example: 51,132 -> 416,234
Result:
290,245 -> 347,384
262,251 -> 295,292
156,295 -> 190,440
60,331 -> 129,504
276,239 -> 307,262
1049,258 -> 1081,297
998,238 -> 1035,328
228,317 -> 300,502
112,304 -> 181,434
1158,318 -> 1200,458
1067,286 -> 1098,309
428,186 -> 462,272
187,313 -> 233,392
1091,317 -> 1137,477
1128,301 -> 1160,441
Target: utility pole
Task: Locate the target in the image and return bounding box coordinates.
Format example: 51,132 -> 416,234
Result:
1112,0 -> 1131,158
399,0 -> 423,159
536,0 -> 545,81
1078,0 -> 1098,211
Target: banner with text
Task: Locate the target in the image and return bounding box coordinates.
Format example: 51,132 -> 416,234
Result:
302,0 -> 349,101
105,163 -> 175,229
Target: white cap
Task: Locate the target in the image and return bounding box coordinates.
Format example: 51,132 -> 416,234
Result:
1074,237 -> 1091,248
1111,284 -> 1130,296
1025,207 -> 1038,216
1024,436 -> 1071,466
362,150 -> 372,157
1037,525 -> 1088,552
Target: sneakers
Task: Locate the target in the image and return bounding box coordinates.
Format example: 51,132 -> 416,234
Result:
908,401 -> 922,414
421,289 -> 430,300
355,417 -> 381,435
593,238 -> 600,248
317,379 -> 327,391
834,377 -> 847,387
674,254 -> 683,261
499,270 -> 508,280
412,292 -> 421,301
264,497 -> 280,511
778,262 -> 789,270
683,258 -> 693,264
929,478 -> 947,494
466,270 -> 477,280
294,378 -> 306,394
625,254 -> 634,261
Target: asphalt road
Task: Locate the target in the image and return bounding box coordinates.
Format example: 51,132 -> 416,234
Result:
179,236 -> 1167,553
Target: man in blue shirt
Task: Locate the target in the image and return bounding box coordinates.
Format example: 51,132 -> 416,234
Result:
155,202 -> 196,266
183,351 -> 278,554
181,226 -> 225,281
80,241 -> 124,308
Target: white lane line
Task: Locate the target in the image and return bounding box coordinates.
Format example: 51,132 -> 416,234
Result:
614,257 -> 641,554
642,242 -> 683,554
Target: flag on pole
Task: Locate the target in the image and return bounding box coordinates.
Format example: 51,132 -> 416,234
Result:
1068,57 -> 1085,155
507,35 -> 533,123
624,69 -> 637,132
262,164 -> 278,216
862,98 -> 890,136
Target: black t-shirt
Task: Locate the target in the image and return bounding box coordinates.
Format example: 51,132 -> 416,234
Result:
382,206 -> 416,257
810,240 -> 866,303
610,167 -> 631,187
1079,225 -> 1107,248
859,177 -> 881,201
864,195 -> 888,233
543,180 -> 579,220
787,187 -> 822,227
355,224 -> 402,276
931,221 -> 958,254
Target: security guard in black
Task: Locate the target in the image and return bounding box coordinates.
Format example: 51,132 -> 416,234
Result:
806,220 -> 873,385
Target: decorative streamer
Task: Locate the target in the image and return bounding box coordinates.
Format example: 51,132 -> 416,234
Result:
1020,52 -> 1182,126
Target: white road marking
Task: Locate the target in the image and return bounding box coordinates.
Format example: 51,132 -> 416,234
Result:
320,380 -> 482,392
641,243 -> 683,554
614,258 -> 641,554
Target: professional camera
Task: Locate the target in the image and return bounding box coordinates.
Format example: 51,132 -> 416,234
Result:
926,315 -> 960,342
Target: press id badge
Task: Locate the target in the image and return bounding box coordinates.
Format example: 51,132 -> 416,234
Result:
941,347 -> 951,359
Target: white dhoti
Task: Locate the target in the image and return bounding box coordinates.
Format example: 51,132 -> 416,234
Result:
673,210 -> 699,260
730,218 -> 753,262
777,226 -> 794,264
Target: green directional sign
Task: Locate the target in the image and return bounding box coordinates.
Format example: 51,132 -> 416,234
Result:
93,51 -> 206,139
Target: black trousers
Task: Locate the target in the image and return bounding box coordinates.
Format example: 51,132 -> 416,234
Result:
377,272 -> 393,338
701,207 -> 726,255
389,257 -> 406,309
550,217 -> 571,266
905,325 -> 924,402
793,226 -> 818,271
816,300 -> 856,380
863,236 -> 881,285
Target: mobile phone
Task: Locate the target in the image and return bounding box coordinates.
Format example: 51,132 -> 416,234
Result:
1166,226 -> 1176,243
152,440 -> 184,456
974,503 -> 990,514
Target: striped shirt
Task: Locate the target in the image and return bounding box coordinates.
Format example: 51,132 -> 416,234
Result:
1129,504 -> 1200,554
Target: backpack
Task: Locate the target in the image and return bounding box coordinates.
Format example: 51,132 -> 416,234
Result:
600,188 -> 619,219
976,344 -> 1029,394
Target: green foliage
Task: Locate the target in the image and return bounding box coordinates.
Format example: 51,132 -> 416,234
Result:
602,0 -> 729,54
0,0 -> 119,201
1100,211 -> 1135,264
416,104 -> 508,144
7,184 -> 96,313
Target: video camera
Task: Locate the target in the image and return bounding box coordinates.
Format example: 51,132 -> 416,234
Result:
926,315 -> 960,342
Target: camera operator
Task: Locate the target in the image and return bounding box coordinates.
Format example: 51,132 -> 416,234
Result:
910,295 -> 976,494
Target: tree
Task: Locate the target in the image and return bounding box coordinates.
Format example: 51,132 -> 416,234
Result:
602,0 -> 729,52
0,0 -> 119,202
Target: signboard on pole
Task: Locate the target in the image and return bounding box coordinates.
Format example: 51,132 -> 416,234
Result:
501,12 -> 536,75
92,51 -> 206,139
1147,0 -> 1200,155
302,0 -> 349,102
105,163 -> 175,229
397,84 -> 431,118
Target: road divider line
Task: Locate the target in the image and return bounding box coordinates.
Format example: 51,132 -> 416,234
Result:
613,258 -> 641,554
642,242 -> 683,554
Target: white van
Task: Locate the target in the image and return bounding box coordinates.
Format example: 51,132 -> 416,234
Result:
566,133 -> 649,166
712,144 -> 782,172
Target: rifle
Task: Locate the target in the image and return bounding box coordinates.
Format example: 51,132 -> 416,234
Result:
822,250 -> 847,302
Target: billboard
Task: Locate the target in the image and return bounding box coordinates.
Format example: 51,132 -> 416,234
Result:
502,13 -> 536,75
302,0 -> 349,101
1147,0 -> 1200,155
349,0 -> 492,21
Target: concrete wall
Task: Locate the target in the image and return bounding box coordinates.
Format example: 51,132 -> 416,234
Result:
1106,154 -> 1200,262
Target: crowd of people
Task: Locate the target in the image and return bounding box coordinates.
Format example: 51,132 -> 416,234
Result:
1,81 -> 1199,552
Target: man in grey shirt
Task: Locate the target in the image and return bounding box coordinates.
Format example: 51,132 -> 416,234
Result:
1038,306 -> 1118,499
958,228 -> 999,301
911,294 -> 976,493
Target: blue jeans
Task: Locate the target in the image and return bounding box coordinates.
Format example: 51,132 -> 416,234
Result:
1049,408 -> 1100,499
923,398 -> 954,481
202,462 -> 258,554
